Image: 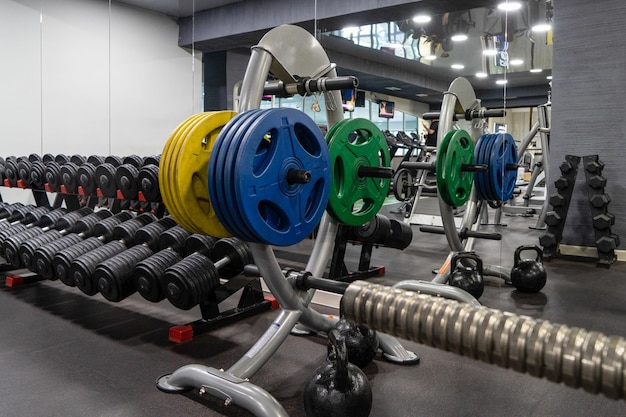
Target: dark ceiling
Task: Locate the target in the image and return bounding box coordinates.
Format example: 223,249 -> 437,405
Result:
115,0 -> 553,109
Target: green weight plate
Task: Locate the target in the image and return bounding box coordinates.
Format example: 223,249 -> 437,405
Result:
436,129 -> 474,207
327,118 -> 391,226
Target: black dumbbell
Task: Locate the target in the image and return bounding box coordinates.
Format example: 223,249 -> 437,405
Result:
115,155 -> 149,200
0,206 -> 66,240
33,212 -> 134,280
70,213 -> 159,295
75,156 -> 106,195
132,225 -> 193,302
2,207 -> 97,267
163,237 -> 253,310
133,231 -> 213,303
2,157 -> 23,187
51,212 -> 155,286
44,154 -> 71,192
18,209 -> 116,269
95,157 -> 124,198
94,217 -> 180,302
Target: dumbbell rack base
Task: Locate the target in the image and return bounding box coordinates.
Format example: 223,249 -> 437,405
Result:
169,275 -> 276,343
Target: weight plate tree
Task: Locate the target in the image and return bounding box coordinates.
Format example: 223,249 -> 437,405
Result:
156,24 -> 417,417
433,77 -> 512,284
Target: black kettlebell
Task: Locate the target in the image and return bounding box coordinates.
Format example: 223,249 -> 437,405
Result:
510,245 -> 547,293
448,251 -> 484,299
333,318 -> 379,368
303,329 -> 373,417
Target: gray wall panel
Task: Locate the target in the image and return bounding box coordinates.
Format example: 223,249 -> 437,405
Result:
551,0 -> 626,248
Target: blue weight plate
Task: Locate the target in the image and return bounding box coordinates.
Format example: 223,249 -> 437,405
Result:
479,133 -> 498,200
211,109 -> 262,241
233,108 -> 331,246
221,109 -> 266,242
209,111 -> 254,239
490,133 -> 518,201
485,133 -> 502,200
474,133 -> 495,200
209,110 -> 259,239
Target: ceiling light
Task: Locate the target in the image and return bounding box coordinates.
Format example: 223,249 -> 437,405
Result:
415,93 -> 429,97
451,64 -> 465,69
510,59 -> 524,66
530,68 -> 543,73
532,23 -> 552,32
496,79 -> 508,85
423,55 -> 437,60
475,72 -> 488,78
482,49 -> 497,56
385,86 -> 402,91
451,34 -> 468,42
412,14 -> 432,24
497,2 -> 522,11
546,75 -> 553,80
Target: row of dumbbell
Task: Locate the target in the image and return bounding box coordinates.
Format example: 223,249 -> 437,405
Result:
0,202 -> 252,311
0,153 -> 161,202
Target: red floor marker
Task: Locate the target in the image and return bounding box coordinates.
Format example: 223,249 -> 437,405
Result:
6,276 -> 24,287
265,295 -> 280,310
169,325 -> 194,343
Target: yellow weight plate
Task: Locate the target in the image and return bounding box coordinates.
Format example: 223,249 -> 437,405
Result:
174,110 -> 237,237
162,114 -> 205,231
167,113 -> 212,233
161,113 -> 206,231
167,113 -> 214,234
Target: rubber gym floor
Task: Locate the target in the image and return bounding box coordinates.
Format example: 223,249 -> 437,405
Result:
1,198 -> 625,417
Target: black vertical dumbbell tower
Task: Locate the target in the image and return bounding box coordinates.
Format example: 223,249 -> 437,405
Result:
583,155 -> 620,267
539,154 -> 620,268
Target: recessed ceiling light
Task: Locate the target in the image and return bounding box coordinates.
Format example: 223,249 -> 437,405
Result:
415,93 -> 429,97
530,68 -> 543,73
546,75 -> 553,80
482,49 -> 498,56
385,86 -> 402,91
423,55 -> 437,61
451,34 -> 468,42
532,23 -> 552,32
475,72 -> 488,78
451,64 -> 465,70
413,14 -> 432,24
510,59 -> 524,66
496,79 -> 508,85
497,2 -> 522,11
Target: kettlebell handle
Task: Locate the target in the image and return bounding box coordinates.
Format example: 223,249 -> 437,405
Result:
328,329 -> 350,390
451,251 -> 483,274
514,245 -> 543,264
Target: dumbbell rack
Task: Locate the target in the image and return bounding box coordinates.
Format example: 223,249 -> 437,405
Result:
1,158 -> 274,342
540,154 -> 620,268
